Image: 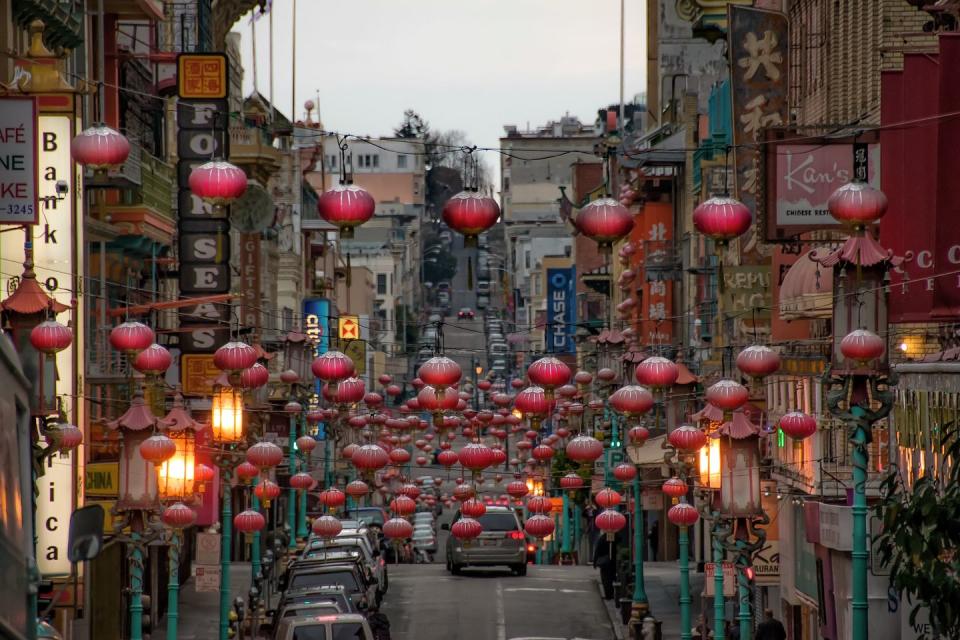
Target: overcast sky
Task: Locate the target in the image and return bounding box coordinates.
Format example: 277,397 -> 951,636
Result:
236,0 -> 647,175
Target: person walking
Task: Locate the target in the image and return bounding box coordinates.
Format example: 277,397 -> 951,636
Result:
691,614 -> 713,639
647,519 -> 659,561
755,609 -> 787,640
592,535 -> 617,600
724,620 -> 741,640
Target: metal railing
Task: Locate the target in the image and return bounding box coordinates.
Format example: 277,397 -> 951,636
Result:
86,327 -> 131,380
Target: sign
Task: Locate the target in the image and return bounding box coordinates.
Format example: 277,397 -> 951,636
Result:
239,233 -> 260,334
545,267 -> 576,354
85,500 -> 122,535
722,266 -> 772,318
754,480 -> 780,582
640,489 -> 663,511
304,298 -> 331,403
0,97 -> 38,223
817,502 -> 853,552
195,532 -> 221,565
194,565 -> 222,593
177,54 -> 227,99
728,5 -> 789,259
84,462 -> 119,497
703,562 -> 736,597
764,133 -> 881,240
177,55 -> 230,354
341,339 -> 366,376
339,315 -> 359,340
36,453 -> 73,575
634,202 -> 674,346
180,354 -> 219,396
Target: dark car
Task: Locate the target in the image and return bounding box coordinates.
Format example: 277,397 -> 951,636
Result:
281,561 -> 378,608
444,505 -> 527,576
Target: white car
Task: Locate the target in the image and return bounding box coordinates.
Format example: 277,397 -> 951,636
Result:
275,613 -> 373,640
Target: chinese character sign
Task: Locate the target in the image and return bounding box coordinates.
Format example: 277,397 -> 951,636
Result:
728,5 -> 789,258
637,202 -> 674,347
546,268 -> 576,354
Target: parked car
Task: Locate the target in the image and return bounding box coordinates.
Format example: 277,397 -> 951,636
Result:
274,613 -> 374,640
282,561 -> 378,608
444,505 -> 527,575
490,344 -> 508,357
477,280 -> 491,294
345,506 -> 389,530
458,307 -> 475,319
477,294 -> 489,310
301,535 -> 387,599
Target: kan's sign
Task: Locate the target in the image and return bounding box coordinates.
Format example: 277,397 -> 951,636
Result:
0,97 -> 38,224
546,267 -> 575,354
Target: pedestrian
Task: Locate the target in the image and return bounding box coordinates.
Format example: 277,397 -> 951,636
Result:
366,604 -> 392,640
592,535 -> 616,600
755,609 -> 787,640
725,620 -> 741,639
647,519 -> 659,561
691,614 -> 713,640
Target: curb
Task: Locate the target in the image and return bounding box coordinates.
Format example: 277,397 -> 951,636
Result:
594,575 -> 626,640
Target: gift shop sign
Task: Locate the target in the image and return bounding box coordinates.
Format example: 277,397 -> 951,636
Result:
0,97 -> 38,224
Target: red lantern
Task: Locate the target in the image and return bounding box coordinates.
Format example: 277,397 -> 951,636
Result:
398,483 -> 421,499
627,426 -> 650,446
526,495 -> 552,514
71,125 -> 130,170
133,343 -> 172,376
662,477 -> 688,499
390,495 -> 417,516
213,341 -> 257,373
635,356 -> 679,389
574,370 -> 594,385
575,198 -> 635,253
417,385 -> 459,412
318,183 -> 376,238
378,374 -> 392,385
319,488 -> 345,508
490,448 -> 507,466
453,484 -> 475,502
458,443 -> 495,471
352,444 -> 390,471
609,385 -> 655,417
559,473 -> 584,490
296,435 -> 318,454
736,345 -> 781,379
613,463 -> 637,482
461,498 -> 486,519
326,376 -> 367,405
524,514 -> 555,539
692,196 -> 752,246
452,517 -> 483,540
280,369 -> 300,385
162,502 -> 197,529
478,380 -> 493,392
195,463 -> 215,487
233,509 -> 266,534
595,488 -> 622,509
139,434 -> 176,465
382,517 -> 414,540
779,411 -> 817,440
531,444 -> 555,462
565,435 -> 603,463
595,509 -> 627,534
290,473 -> 315,491
527,357 -> 571,394
240,363 -> 270,389
254,479 -> 281,505
416,456 -> 428,466
312,515 -> 343,538
341,443 -> 358,460
50,424 -> 83,451
827,181 -> 888,228
189,160 -> 247,205
389,448 -> 412,464
705,380 -> 749,412
30,320 -> 73,354
442,191 -> 501,246
437,450 -> 459,468
235,461 -> 259,482
284,401 -> 303,415
418,356 -> 462,390
840,329 -> 885,364
109,321 -> 154,354
345,480 -> 370,498
506,480 -> 529,498
246,441 -> 283,469
514,386 -> 551,419
668,425 -> 707,452
668,502 -> 699,527
597,368 -> 617,382
312,350 -> 356,382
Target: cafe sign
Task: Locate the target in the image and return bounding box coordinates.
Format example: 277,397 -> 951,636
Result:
0,97 -> 38,224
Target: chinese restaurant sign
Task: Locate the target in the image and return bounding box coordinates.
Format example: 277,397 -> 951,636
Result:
0,97 -> 38,224
728,5 -> 789,259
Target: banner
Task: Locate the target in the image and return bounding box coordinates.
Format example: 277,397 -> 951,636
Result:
546,267 -> 576,354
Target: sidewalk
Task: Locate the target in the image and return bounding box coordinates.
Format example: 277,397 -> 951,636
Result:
154,562 -> 252,640
595,561 -> 705,639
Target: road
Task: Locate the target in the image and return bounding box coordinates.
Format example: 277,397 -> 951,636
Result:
438,231 -> 488,382
381,563 -> 613,640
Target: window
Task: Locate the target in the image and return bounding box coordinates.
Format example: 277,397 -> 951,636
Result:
377,273 -> 387,295
327,154 -> 337,169
282,307 -> 294,332
372,154 -> 379,168
397,154 -> 407,169
474,512 -> 520,531
290,570 -> 359,591
292,625 -> 327,640
332,623 -> 364,640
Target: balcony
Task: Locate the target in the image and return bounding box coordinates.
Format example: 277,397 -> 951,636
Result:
13,0 -> 84,49
229,126 -> 282,185
87,327 -> 131,381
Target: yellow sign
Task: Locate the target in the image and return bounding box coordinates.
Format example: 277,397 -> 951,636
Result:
181,354 -> 220,396
85,462 -> 119,498
342,339 -> 366,375
177,54 -> 227,99
339,315 -> 360,340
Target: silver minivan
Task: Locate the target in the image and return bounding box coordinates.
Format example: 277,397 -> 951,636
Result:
274,613 -> 373,640
444,505 -> 527,576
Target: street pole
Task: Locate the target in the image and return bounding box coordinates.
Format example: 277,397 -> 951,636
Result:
561,492 -> 571,558
297,413 -> 308,540
736,535 -> 752,640
251,477 -> 262,579
850,405 -> 869,640
630,471 -> 647,620
713,522 -> 725,640
287,412 -> 297,551
678,524 -> 691,640
129,532 -> 144,640
219,469 -> 233,640
166,532 -> 181,640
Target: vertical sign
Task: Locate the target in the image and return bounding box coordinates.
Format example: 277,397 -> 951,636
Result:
303,297 -> 330,404
545,267 -> 576,354
728,5 -> 789,261
177,53 -> 231,361
36,452 -> 72,575
239,233 -> 260,334
637,202 -> 674,346
0,97 -> 38,224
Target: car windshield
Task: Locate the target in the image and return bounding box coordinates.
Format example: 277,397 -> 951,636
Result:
346,509 -> 384,526
283,593 -> 353,613
292,626 -> 327,640
290,571 -> 359,592
332,622 -> 366,640
476,512 -> 519,531
283,604 -> 340,618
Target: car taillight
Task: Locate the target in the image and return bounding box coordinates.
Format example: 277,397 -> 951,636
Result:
509,531 -> 525,540
526,544 -> 536,553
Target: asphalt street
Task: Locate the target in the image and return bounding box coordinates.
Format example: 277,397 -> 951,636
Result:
381,563 -> 613,640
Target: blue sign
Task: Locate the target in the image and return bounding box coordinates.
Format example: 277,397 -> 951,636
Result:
546,267 -> 576,354
303,298 -> 331,438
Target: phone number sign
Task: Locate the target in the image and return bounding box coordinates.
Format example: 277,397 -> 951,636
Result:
0,97 -> 38,224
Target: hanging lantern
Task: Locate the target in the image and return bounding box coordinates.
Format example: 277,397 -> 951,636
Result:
506,480 -> 529,499
613,463 -> 637,482
326,376 -> 367,405
524,514 -> 555,539
109,321 -> 154,354
382,517 -> 414,540
290,473 -> 315,492
345,479 -> 370,499
312,515 -> 343,539
575,197 -> 635,253
668,425 -> 707,452
133,343 -> 173,376
189,160 -> 248,206
47,423 -> 83,452
214,341 -> 258,374
526,495 -> 551,514
389,448 -> 412,464
318,487 -> 345,509
461,498 -> 486,518
240,363 -> 270,389
254,479 -> 281,506
609,385 -> 655,417
418,356 -> 462,392
284,401 -> 303,415
156,420 -> 198,502
458,443 -> 495,472
668,502 -> 699,527
827,181 -> 888,230
389,495 -> 417,517
565,435 -> 603,464
627,426 -> 650,446
29,320 -> 73,355
351,444 -> 390,471
559,472 -> 585,490
211,384 -> 244,443
705,380 -> 749,412
139,434 -> 177,466
161,502 -> 197,529
779,412 -> 817,440
234,462 -> 259,484
442,191 -> 501,246
635,356 -> 679,389
233,509 -> 266,534
451,517 -> 484,540
72,124 -> 131,171
692,196 -> 752,247
526,357 -> 571,399
280,369 -> 300,385
662,477 -> 688,499
514,386 -> 551,427
312,350 -> 355,383
840,329 -> 885,366
246,441 -> 283,469
436,449 -> 459,468
574,370 -> 594,386
453,484 -> 475,502
736,345 -> 781,379
531,444 -> 555,462
596,509 -> 627,537
595,488 -> 622,509
296,435 -> 318,454
317,183 -> 376,238
597,368 -> 617,383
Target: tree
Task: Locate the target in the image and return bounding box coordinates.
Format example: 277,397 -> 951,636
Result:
875,427 -> 960,638
394,109 -> 430,140
423,250 -> 458,285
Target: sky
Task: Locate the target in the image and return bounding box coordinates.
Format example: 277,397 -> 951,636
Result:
235,0 -> 648,176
